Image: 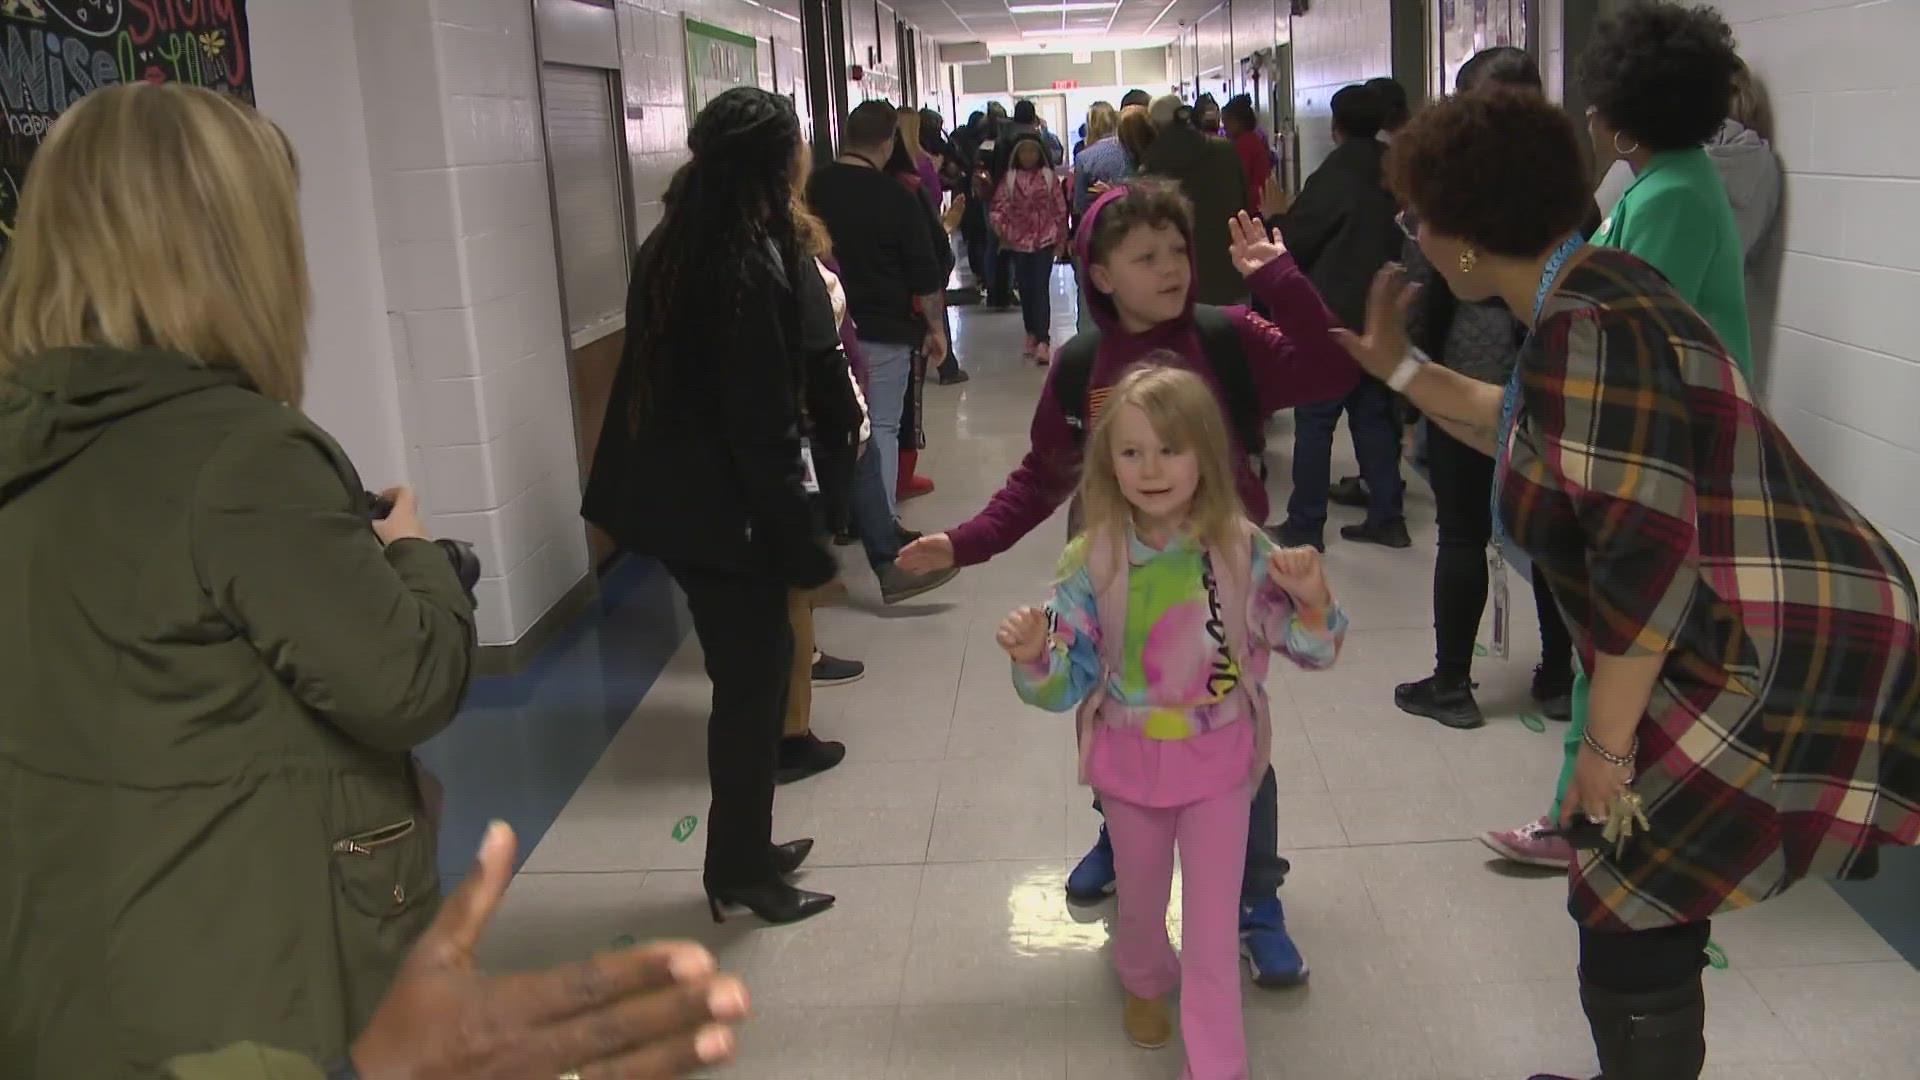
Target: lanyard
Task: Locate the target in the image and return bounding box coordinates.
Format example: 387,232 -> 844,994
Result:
1489,234 -> 1585,547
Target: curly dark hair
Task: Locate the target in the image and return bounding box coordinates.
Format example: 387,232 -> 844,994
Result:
1386,87 -> 1591,259
1580,2 -> 1739,151
626,87 -> 802,416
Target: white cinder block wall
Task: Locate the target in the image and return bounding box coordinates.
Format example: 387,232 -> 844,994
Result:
1716,0 -> 1920,571
350,0 -> 589,648
248,0 -> 412,494
1288,0 -> 1395,174
254,0 -> 902,648
616,0 -> 815,256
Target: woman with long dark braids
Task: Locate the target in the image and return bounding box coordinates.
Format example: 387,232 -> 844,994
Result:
583,87 -> 836,926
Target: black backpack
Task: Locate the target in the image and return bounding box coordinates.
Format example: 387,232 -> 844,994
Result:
1052,305 -> 1268,476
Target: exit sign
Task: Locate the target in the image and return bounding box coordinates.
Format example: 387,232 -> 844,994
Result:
1052,79 -> 1079,89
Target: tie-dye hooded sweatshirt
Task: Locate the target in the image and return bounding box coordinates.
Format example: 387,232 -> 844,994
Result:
1013,527 -> 1347,805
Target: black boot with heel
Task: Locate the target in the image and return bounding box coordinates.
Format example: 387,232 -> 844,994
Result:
705,880 -> 835,925
1529,971 -> 1707,1080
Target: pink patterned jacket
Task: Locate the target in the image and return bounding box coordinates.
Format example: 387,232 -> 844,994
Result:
991,166 -> 1069,253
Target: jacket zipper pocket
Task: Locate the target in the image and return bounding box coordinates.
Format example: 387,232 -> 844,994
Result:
332,818 -> 416,857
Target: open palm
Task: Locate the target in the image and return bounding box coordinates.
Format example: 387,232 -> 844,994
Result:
1227,211 -> 1288,277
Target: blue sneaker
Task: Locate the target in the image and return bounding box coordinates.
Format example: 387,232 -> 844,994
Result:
1066,824 -> 1117,904
1240,897 -> 1308,988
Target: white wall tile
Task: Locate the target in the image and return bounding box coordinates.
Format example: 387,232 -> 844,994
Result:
470,288 -> 565,375
420,442 -> 499,513
383,239 -> 470,311
470,576 -> 516,645
413,377 -> 487,447
431,508 -> 508,573
1719,0 -> 1920,557
506,536 -> 593,631
402,308 -> 481,380
466,225 -> 558,304
383,168 -> 462,244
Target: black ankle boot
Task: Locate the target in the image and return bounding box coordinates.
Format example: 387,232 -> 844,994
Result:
1395,675 -> 1484,730
705,879 -> 835,925
771,837 -> 815,876
1579,973 -> 1707,1079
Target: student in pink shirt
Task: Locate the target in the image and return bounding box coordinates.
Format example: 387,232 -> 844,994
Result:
991,132 -> 1070,364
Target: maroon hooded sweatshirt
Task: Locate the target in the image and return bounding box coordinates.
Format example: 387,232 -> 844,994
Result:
945,184 -> 1363,567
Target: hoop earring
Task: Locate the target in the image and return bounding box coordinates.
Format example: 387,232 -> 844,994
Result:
1612,131 -> 1640,157
1458,248 -> 1478,274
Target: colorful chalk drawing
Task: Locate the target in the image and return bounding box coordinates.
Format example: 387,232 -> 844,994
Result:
0,0 -> 252,245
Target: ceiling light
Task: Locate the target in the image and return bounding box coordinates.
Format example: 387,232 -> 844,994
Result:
1008,2 -> 1117,12
1019,26 -> 1109,36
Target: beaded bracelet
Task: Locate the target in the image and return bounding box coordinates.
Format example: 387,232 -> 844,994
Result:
1582,728 -> 1636,769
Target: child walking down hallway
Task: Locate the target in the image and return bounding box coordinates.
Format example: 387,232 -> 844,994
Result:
1000,366 -> 1348,1078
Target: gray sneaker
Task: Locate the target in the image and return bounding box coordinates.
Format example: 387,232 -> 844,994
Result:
878,563 -> 959,605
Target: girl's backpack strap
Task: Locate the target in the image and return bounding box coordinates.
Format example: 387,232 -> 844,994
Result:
1208,521 -> 1270,786
1073,528 -> 1130,784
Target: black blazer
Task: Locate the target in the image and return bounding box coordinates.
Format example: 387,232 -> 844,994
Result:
582,235 -> 835,588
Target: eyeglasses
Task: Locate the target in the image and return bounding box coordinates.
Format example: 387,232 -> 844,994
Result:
1395,209 -> 1416,241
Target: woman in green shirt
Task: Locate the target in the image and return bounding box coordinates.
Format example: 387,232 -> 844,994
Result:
1481,1 -> 1758,875
1584,2 -> 1752,375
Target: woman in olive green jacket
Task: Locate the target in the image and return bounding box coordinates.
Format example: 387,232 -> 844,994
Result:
0,86 -> 476,1075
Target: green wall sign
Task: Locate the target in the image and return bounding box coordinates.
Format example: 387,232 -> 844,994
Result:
683,17 -> 758,121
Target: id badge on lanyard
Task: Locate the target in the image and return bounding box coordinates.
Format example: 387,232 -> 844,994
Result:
1487,543 -> 1511,660
799,439 -> 820,495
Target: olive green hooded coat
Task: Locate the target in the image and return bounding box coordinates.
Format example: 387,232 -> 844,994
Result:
0,348 -> 477,1076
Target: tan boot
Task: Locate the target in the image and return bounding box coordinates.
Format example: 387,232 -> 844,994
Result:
1122,993 -> 1172,1049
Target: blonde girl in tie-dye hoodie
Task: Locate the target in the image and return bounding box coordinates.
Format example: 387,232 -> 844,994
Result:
997,366 -> 1346,1079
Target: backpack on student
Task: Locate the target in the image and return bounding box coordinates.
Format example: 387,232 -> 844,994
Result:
1051,306 -> 1268,477
1070,522 -> 1272,794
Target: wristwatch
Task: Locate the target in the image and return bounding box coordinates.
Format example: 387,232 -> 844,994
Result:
323,1058 -> 360,1080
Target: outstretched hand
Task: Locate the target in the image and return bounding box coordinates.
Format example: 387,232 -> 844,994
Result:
350,823 -> 747,1080
1331,266 -> 1419,382
897,533 -> 956,574
1227,211 -> 1288,278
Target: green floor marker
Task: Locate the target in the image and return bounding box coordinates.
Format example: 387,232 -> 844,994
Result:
1519,713 -> 1547,733
611,934 -> 636,950
1704,941 -> 1728,969
671,815 -> 698,843
1474,643 -> 1489,657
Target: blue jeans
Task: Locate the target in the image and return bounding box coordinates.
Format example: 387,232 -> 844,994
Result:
850,444 -> 901,569
1092,764 -> 1285,903
1286,376 -> 1406,531
1010,249 -> 1056,340
859,340 -> 913,515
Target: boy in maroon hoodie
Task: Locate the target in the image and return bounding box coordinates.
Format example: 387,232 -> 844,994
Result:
898,179 -> 1360,986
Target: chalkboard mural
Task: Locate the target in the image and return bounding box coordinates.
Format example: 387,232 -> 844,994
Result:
0,0 -> 253,247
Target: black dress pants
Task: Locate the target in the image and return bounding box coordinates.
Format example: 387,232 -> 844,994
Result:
667,564 -> 791,890
1426,423 -> 1573,682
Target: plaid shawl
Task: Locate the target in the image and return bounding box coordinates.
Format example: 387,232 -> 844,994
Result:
1501,247 -> 1920,931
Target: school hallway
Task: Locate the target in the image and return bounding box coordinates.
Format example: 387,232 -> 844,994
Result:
451,268 -> 1920,1080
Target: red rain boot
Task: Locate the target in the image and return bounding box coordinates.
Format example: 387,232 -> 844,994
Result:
897,449 -> 934,501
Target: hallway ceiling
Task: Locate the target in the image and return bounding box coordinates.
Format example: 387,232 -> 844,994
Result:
890,0 -> 1225,48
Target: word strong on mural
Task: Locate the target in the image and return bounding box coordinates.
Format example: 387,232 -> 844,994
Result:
0,0 -> 252,245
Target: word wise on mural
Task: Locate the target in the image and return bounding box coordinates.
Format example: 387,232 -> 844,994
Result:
0,0 -> 254,245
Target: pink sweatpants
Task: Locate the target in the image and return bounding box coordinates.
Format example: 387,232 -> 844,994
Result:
1104,789 -> 1252,1080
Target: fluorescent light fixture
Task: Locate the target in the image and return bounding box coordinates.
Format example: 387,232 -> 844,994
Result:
1008,2 -> 1117,11
1020,26 -> 1108,36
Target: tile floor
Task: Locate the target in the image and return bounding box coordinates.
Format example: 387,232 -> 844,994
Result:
478,269 -> 1920,1079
